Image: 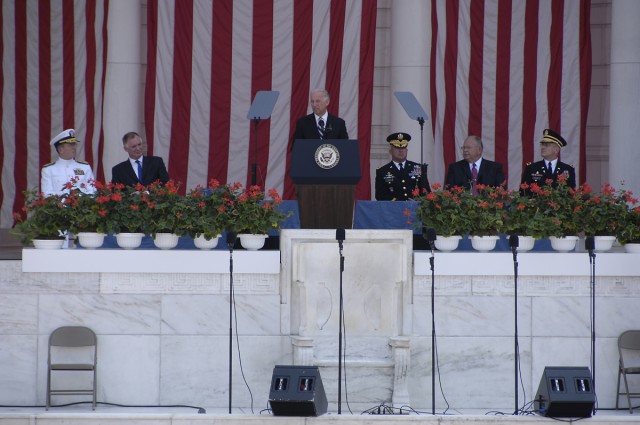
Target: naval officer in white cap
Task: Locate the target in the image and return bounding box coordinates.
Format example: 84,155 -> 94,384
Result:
41,129 -> 96,196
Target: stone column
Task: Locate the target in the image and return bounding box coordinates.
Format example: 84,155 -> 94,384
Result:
291,336 -> 315,366
389,336 -> 411,407
389,1 -> 433,167
609,0 -> 640,195
102,0 -> 143,181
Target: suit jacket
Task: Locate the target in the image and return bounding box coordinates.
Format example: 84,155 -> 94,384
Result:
111,155 -> 170,187
445,158 -> 505,189
520,160 -> 576,195
375,160 -> 431,201
291,113 -> 349,146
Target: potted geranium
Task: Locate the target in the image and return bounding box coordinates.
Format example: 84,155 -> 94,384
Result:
526,176 -> 580,251
414,183 -> 469,251
462,184 -> 509,251
144,180 -> 186,249
184,179 -> 232,249
617,205 -> 640,252
106,183 -> 152,249
11,189 -> 69,247
502,190 -> 550,250
225,182 -> 290,250
62,179 -> 113,248
572,183 -> 632,251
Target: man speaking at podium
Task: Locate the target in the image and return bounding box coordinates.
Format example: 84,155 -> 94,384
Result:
292,89 -> 349,144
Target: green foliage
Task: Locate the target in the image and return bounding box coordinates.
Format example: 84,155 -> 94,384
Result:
10,189 -> 69,244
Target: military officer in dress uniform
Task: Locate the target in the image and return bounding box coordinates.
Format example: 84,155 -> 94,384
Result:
520,128 -> 576,195
375,132 -> 431,201
41,129 -> 96,196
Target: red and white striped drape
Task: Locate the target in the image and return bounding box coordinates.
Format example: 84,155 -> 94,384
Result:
429,0 -> 591,189
145,0 -> 377,199
0,0 -> 108,227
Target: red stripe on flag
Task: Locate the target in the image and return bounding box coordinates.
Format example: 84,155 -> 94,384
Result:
494,0 -> 512,180
14,1 -> 27,208
38,0 -> 52,173
468,0 -> 484,136
547,0 -> 564,132
442,0 -> 459,166
63,0 -> 75,128
429,0 -> 438,137
167,0 -> 194,189
579,0 -> 591,184
521,0 -> 539,168
356,0 -> 376,200
248,0 -> 274,188
96,0 -> 110,183
144,0 -> 158,153
84,1 -> 97,167
326,0 -> 346,116
283,0 -> 313,199
208,0 -> 233,184
0,2 -> 4,211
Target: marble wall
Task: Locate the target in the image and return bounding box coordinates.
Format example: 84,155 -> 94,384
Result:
3,231 -> 640,413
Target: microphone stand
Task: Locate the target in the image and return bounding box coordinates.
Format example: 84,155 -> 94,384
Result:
510,235 -> 519,415
586,236 -> 597,414
336,229 -> 345,414
424,228 -> 437,415
226,231 -> 237,414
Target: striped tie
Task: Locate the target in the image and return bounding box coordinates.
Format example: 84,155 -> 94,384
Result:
318,118 -> 325,139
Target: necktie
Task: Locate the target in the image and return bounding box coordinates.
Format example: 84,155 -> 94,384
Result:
135,159 -> 142,181
318,118 -> 325,139
547,161 -> 553,175
471,163 -> 478,195
399,162 -> 404,172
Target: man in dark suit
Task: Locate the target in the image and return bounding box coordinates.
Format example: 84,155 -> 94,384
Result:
375,132 -> 430,200
111,131 -> 170,186
291,89 -> 348,145
445,135 -> 505,192
521,129 -> 576,195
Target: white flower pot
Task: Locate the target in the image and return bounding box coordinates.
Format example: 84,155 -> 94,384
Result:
115,232 -> 145,249
153,233 -> 179,249
32,239 -> 65,249
594,235 -> 616,252
470,235 -> 499,252
77,232 -> 106,249
517,236 -> 536,252
624,243 -> 640,253
549,236 -> 579,252
434,235 -> 462,252
194,234 -> 221,250
238,234 -> 268,251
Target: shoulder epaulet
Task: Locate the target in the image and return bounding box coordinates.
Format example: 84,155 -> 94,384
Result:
76,160 -> 89,165
42,162 -> 55,168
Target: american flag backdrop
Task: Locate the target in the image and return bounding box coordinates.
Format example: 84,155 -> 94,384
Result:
144,0 -> 377,200
429,0 -> 591,189
0,0 -> 108,227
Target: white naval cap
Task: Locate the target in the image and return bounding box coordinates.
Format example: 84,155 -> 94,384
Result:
50,129 -> 79,147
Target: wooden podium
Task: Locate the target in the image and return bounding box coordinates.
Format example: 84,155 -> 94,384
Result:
290,139 -> 361,229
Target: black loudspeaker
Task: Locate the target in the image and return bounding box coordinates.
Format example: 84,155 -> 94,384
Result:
534,366 -> 595,418
268,365 -> 328,416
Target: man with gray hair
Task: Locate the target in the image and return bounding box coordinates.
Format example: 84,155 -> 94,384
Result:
445,135 -> 505,193
291,88 -> 349,147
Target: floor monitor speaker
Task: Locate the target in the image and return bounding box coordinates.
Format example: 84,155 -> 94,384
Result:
268,365 -> 328,416
534,366 -> 595,418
